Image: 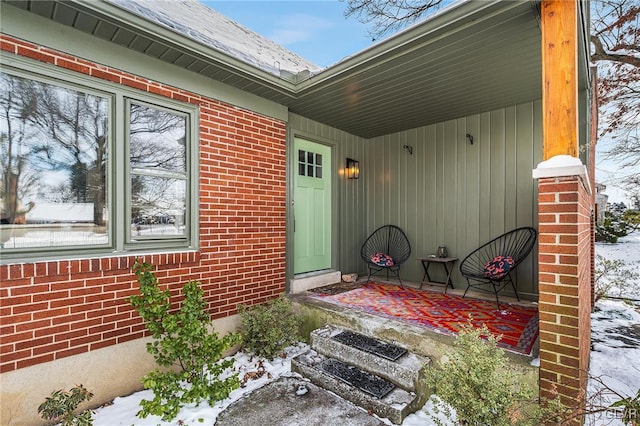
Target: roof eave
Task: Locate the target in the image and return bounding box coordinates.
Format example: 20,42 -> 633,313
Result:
68,0 -> 301,97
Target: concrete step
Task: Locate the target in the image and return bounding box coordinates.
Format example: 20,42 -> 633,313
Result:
291,349 -> 425,425
310,325 -> 429,392
290,270 -> 341,294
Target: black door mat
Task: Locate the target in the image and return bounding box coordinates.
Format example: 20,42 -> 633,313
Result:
320,358 -> 395,399
332,330 -> 407,361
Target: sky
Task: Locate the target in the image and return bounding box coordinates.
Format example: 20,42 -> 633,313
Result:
202,0 -> 375,68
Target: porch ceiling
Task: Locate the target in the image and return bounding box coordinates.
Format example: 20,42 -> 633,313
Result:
291,1 -> 545,139
4,1 -> 556,139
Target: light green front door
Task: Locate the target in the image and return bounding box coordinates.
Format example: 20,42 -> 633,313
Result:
293,138 -> 331,274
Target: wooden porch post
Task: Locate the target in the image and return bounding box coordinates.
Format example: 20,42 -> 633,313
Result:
537,0 -> 591,421
542,0 -> 579,159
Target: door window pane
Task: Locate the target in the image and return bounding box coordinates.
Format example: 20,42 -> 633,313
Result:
297,149 -> 323,179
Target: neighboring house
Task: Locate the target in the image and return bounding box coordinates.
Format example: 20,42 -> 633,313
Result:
595,183 -> 609,225
0,0 -> 594,424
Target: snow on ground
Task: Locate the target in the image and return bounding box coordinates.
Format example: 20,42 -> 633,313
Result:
596,232 -> 640,300
587,232 -> 640,425
91,340 -> 448,426
93,343 -> 310,426
90,233 -> 640,425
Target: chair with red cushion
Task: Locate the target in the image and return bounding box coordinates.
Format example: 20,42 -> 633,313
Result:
360,225 -> 411,288
459,227 -> 537,308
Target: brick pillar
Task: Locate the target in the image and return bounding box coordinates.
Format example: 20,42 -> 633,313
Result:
534,160 -> 592,422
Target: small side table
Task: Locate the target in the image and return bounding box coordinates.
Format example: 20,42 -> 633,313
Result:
416,256 -> 458,293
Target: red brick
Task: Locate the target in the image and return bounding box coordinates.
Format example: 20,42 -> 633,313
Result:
122,77 -> 148,91
0,39 -> 17,53
54,56 -> 89,73
17,46 -> 55,63
56,346 -> 89,359
16,354 -> 54,368
15,336 -> 53,351
90,68 -> 121,83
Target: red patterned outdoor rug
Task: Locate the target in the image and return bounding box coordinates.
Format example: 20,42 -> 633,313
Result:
312,282 -> 539,355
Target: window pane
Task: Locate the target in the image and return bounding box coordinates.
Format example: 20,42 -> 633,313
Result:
131,175 -> 186,238
0,72 -> 109,249
129,103 -> 186,174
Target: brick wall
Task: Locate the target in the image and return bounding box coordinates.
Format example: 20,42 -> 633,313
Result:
537,175 -> 592,419
0,35 -> 287,374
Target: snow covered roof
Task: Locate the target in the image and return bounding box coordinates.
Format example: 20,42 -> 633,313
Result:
108,0 -> 321,76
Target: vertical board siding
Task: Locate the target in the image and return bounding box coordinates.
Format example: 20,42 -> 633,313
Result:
490,109 -> 507,236
292,102 -> 540,297
465,115 -> 481,255
366,102 -> 541,297
515,102 -> 537,295
479,111 -> 492,245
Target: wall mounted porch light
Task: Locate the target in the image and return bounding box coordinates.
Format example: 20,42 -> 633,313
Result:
346,158 -> 360,179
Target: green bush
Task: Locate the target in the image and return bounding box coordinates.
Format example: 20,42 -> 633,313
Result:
128,261 -> 241,421
37,385 -> 94,426
597,210 -> 633,243
425,323 -> 566,426
594,254 -> 640,301
239,296 -> 299,359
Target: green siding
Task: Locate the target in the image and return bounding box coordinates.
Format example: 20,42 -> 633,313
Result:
290,100 -> 541,299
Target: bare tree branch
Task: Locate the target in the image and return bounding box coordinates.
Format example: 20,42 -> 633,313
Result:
341,0 -> 451,40
591,34 -> 640,67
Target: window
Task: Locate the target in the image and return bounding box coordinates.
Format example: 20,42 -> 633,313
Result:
128,101 -> 187,240
298,149 -> 323,178
0,65 -> 197,261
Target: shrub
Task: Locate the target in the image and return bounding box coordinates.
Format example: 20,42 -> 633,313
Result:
594,254 -> 640,301
239,296 -> 299,359
621,209 -> 640,231
37,385 -> 94,426
425,323 -> 532,425
424,323 -> 567,426
597,210 -> 633,243
128,261 -> 241,421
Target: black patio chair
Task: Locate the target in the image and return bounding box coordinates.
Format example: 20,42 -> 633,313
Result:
459,227 -> 537,308
360,225 -> 411,288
